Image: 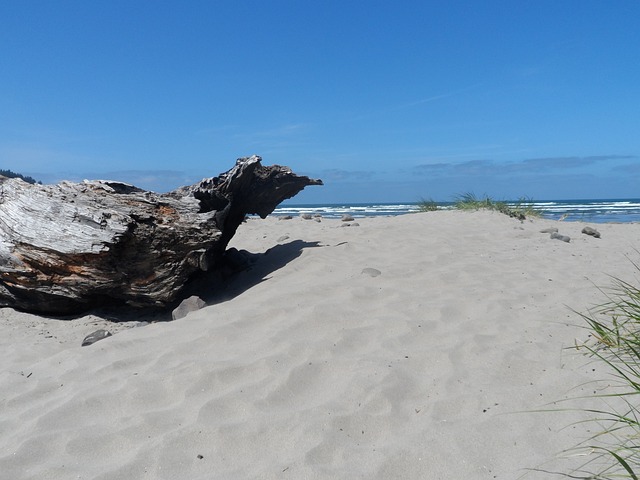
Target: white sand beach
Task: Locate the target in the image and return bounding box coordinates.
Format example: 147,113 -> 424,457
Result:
1,210 -> 639,479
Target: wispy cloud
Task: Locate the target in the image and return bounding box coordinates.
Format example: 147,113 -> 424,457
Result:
519,155 -> 636,171
398,93 -> 455,109
397,83 -> 484,110
414,155 -> 638,177
409,163 -> 451,173
613,160 -> 640,175
338,84 -> 484,125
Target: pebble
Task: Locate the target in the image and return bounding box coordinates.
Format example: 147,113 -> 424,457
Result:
361,268 -> 382,277
172,295 -> 206,320
581,226 -> 601,238
550,232 -> 570,243
81,329 -> 112,347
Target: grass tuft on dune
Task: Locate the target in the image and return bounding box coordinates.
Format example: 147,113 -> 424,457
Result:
454,192 -> 539,220
417,198 -> 440,212
417,193 -> 540,219
568,259 -> 640,479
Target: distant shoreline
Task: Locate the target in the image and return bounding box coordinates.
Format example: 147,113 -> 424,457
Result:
275,198 -> 640,223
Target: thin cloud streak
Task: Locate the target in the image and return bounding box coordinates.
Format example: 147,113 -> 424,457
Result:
398,93 -> 454,108
397,83 -> 484,110
521,155 -> 636,170
613,161 -> 640,174
413,155 -> 638,177
337,83 -> 483,125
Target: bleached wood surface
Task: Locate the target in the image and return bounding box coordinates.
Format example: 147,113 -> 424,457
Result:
0,156 -> 321,314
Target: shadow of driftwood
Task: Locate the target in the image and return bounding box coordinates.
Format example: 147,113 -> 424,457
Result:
48,240 -> 320,322
187,239 -> 321,305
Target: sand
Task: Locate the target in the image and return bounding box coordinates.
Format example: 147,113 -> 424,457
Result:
1,210 -> 639,479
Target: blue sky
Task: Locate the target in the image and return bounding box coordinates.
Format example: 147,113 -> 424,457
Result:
1,1 -> 639,203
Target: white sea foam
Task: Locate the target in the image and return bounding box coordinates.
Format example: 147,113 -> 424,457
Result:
273,199 -> 640,223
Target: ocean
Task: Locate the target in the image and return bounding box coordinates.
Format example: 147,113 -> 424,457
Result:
274,199 -> 640,223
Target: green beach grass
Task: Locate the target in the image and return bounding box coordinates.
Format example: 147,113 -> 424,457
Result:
417,193 -> 540,219
565,259 -> 640,479
454,192 -> 539,220
417,198 -> 439,212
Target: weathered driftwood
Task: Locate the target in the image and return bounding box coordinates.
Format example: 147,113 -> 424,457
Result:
0,155 -> 322,314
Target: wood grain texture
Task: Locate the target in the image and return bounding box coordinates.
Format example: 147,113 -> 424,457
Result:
0,155 -> 322,314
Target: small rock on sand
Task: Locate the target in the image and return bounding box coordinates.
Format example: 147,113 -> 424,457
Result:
361,267 -> 382,277
81,329 -> 112,347
550,232 -> 571,243
582,226 -> 601,238
172,295 -> 206,320
540,227 -> 559,233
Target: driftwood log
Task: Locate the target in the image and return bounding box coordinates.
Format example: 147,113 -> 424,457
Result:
0,155 -> 322,314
